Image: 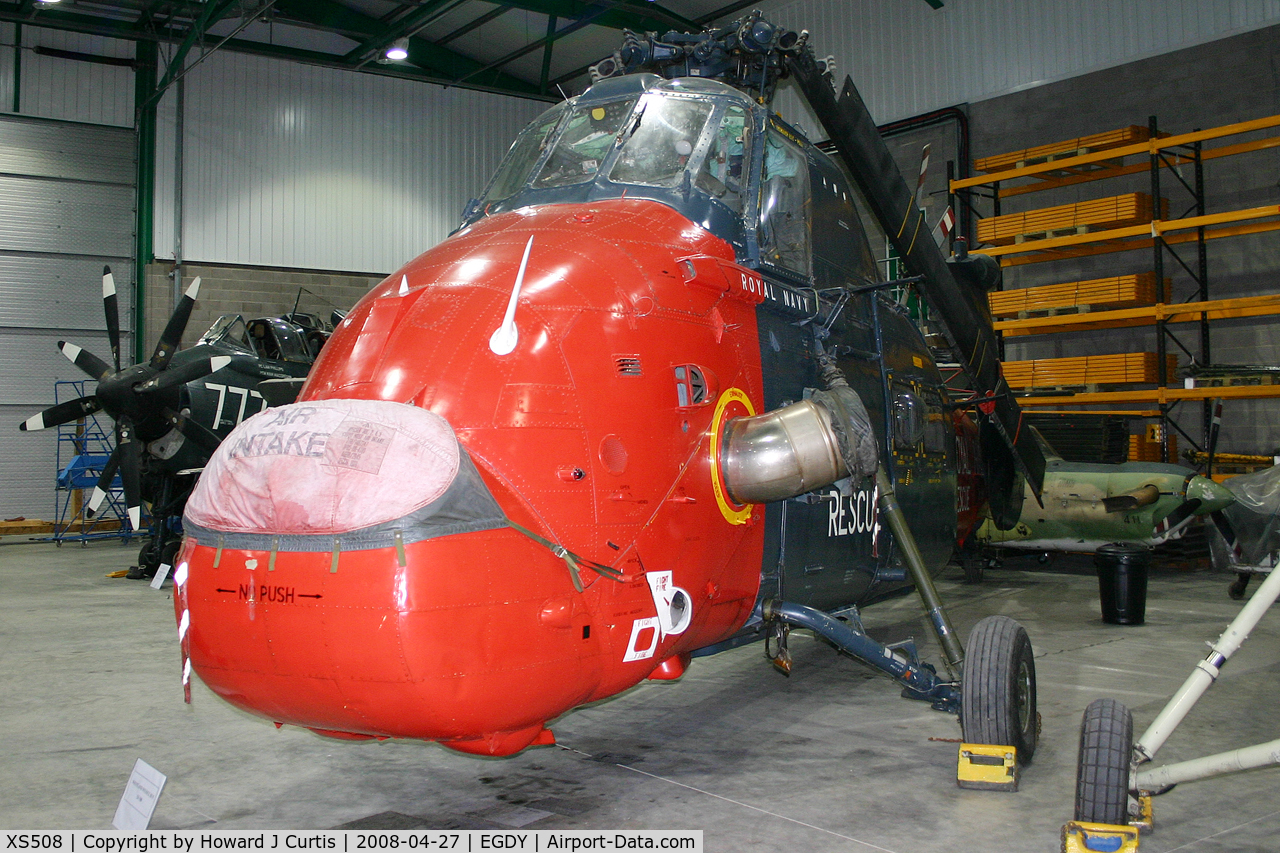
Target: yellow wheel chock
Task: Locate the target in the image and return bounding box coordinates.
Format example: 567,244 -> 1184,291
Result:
1131,795 -> 1153,833
1061,820 -> 1139,852
956,742 -> 1018,791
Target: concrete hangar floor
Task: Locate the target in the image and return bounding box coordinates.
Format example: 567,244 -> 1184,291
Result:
2,538 -> 1279,852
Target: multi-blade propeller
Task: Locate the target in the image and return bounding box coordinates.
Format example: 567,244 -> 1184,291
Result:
1201,399 -> 1243,561
19,267 -> 234,531
1150,400 -> 1240,553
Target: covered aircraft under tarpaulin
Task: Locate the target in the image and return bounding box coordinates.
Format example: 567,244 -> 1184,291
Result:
171,15 -> 1045,768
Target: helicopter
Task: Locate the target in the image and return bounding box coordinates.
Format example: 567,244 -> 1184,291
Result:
171,14 -> 1052,766
19,266 -> 331,576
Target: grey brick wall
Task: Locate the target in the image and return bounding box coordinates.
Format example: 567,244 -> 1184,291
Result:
966,23 -> 1280,457
143,262 -> 383,353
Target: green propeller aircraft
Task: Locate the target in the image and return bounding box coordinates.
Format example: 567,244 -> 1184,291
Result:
976,454 -> 1235,554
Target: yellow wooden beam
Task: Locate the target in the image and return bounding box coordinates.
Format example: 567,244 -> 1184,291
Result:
991,216 -> 1280,267
1033,409 -> 1163,417
997,293 -> 1280,337
0,519 -> 57,536
978,204 -> 1280,257
975,126 -> 1152,173
1016,383 -> 1280,407
953,113 -> 1280,191
971,205 -> 1280,267
996,136 -> 1280,199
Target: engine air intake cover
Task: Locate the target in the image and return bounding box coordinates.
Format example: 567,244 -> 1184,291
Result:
183,398 -> 506,552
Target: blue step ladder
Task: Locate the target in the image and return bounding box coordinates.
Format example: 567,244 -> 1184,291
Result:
50,380 -> 137,545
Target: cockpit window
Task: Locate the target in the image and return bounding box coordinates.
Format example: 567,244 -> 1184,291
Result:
532,98 -> 636,189
610,95 -> 714,188
247,318 -> 312,363
695,104 -> 751,212
483,104 -> 566,203
199,314 -> 254,355
893,390 -> 925,451
758,128 -> 811,276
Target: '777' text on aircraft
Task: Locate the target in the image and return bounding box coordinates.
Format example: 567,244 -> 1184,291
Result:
172,15 -> 1053,765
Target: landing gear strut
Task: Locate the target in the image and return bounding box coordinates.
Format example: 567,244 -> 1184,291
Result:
1072,556 -> 1280,832
764,467 -> 1038,763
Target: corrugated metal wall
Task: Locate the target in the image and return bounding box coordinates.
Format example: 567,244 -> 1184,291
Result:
10,5 -> 1279,275
152,51 -> 547,273
0,24 -> 13,111
761,0 -> 1280,129
12,26 -> 135,126
0,114 -> 136,519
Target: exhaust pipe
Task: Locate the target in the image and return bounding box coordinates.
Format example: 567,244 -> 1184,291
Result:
722,399 -> 845,504
721,384 -> 878,505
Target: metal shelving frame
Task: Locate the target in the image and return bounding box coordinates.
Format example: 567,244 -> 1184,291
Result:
953,113 -> 1280,464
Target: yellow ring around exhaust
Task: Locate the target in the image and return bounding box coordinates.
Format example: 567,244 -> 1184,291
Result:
709,386 -> 756,525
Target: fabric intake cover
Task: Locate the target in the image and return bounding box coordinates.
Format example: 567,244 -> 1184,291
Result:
183,398 -> 506,552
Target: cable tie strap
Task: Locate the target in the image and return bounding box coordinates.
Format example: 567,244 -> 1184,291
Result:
394,529 -> 407,567
506,519 -> 624,592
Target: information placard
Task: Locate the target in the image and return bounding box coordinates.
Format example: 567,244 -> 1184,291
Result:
112,759 -> 167,831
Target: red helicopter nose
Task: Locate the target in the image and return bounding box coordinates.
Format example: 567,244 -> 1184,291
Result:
177,398 -> 605,755
175,201 -> 770,755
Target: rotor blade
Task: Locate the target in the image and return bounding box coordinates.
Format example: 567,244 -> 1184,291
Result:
1210,509 -> 1242,562
19,396 -> 101,431
150,276 -> 201,369
139,353 -> 236,394
914,142 -> 930,210
785,52 -> 1045,499
58,341 -> 113,381
1206,398 -> 1223,476
1153,498 -> 1202,543
118,419 -> 143,531
102,266 -> 121,372
86,443 -> 123,517
163,407 -> 222,454
933,206 -> 955,249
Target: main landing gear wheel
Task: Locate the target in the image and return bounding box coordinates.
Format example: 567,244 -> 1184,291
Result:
1075,698 -> 1133,826
962,615 -> 1039,761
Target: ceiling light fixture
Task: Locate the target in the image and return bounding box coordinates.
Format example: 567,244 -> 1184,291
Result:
385,38 -> 409,61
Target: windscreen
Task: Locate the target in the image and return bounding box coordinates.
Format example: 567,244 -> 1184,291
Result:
531,98 -> 637,189
610,95 -> 714,189
695,103 -> 751,212
758,127 -> 811,275
198,314 -> 254,354
482,104 -> 568,203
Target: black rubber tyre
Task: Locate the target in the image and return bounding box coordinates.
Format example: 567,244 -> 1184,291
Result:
159,537 -> 181,568
1075,698 -> 1133,825
961,615 -> 1038,762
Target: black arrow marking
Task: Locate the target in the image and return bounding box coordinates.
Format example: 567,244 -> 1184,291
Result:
216,588 -> 237,594
298,593 -> 323,599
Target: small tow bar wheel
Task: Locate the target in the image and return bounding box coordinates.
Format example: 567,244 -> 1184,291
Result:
1075,698 -> 1133,825
961,615 -> 1038,761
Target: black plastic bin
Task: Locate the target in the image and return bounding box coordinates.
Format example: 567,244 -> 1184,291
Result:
1093,543 -> 1150,625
